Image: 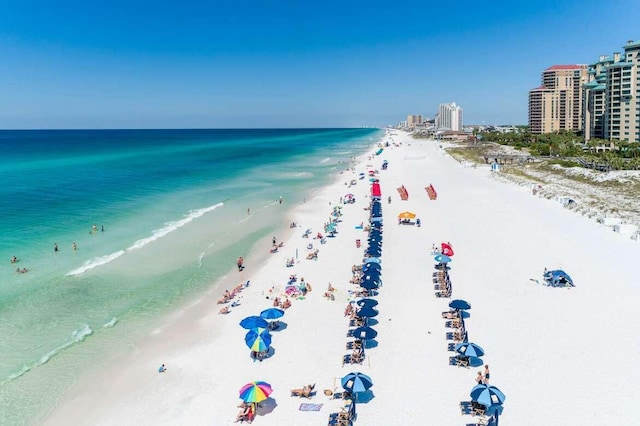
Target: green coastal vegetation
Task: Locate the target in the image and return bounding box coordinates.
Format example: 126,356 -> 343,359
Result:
477,128 -> 640,170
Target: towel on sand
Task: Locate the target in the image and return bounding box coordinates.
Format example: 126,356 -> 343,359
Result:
299,403 -> 323,411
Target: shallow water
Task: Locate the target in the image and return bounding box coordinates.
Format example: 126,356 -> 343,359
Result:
0,128 -> 382,424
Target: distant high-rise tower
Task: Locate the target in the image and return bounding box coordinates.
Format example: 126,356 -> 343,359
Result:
583,40 -> 640,142
407,114 -> 423,127
528,65 -> 588,134
436,103 -> 463,131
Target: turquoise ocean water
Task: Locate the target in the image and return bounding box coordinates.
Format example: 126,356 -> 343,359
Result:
0,128 -> 382,424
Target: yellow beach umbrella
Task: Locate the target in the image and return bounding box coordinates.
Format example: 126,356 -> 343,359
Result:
398,211 -> 416,219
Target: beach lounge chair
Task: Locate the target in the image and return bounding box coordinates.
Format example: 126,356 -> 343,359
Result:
460,401 -> 473,415
342,353 -> 364,365
291,383 -> 315,398
346,340 -> 362,350
449,355 -> 470,368
436,291 -> 451,298
447,343 -> 456,351
349,318 -> 366,327
327,418 -> 352,426
472,401 -> 487,416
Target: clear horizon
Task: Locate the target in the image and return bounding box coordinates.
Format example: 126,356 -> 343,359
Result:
1,0 -> 638,129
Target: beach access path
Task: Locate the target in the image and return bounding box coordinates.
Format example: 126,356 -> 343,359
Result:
46,132 -> 640,425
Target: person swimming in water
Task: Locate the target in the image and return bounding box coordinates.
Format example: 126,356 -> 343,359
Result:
11,256 -> 18,263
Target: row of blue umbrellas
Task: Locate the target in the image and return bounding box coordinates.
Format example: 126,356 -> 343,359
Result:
446,298 -> 506,421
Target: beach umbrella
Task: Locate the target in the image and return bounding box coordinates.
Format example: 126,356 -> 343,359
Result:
356,298 -> 378,308
239,381 -> 273,403
344,193 -> 354,198
351,326 -> 377,340
370,216 -> 383,223
470,384 -> 506,407
356,306 -> 379,318
260,308 -> 284,320
360,279 -> 380,290
434,254 -> 452,263
341,372 -> 373,393
245,328 -> 272,352
455,342 -> 485,358
363,257 -> 381,264
441,242 -> 454,256
449,299 -> 471,310
240,316 -> 268,330
397,211 -> 416,219
363,261 -> 381,270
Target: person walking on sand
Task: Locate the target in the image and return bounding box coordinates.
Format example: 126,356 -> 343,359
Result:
237,257 -> 244,271
475,371 -> 484,385
272,236 -> 276,246
483,365 -> 490,384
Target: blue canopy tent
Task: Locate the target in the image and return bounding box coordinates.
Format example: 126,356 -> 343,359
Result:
543,269 -> 574,287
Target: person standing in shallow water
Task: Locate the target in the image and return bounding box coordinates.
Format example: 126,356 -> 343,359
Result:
54,243 -> 58,252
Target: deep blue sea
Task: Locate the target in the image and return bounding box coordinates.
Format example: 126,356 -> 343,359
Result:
0,128 -> 381,424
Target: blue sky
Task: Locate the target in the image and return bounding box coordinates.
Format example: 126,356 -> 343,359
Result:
0,0 -> 638,128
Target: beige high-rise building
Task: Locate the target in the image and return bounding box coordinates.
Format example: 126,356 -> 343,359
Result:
583,40 -> 640,142
528,65 -> 588,134
407,114 -> 423,127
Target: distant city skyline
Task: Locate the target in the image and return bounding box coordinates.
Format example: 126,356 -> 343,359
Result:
0,0 -> 638,129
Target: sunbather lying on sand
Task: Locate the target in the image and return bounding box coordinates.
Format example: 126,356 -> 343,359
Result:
219,306 -> 230,314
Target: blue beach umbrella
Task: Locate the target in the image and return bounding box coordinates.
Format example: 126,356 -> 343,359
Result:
434,254 -> 452,263
260,308 -> 285,320
351,326 -> 377,340
470,384 -> 506,407
341,372 -> 373,393
449,299 -> 471,310
245,328 -> 272,352
362,267 -> 381,276
356,306 -> 379,318
363,257 -> 381,264
455,342 -> 485,358
356,298 -> 378,308
240,316 -> 269,330
360,279 -> 380,290
370,217 -> 383,223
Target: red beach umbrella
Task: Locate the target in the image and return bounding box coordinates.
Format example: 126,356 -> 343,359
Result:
441,242 -> 454,257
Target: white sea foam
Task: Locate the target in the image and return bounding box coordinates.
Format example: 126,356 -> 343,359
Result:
65,250 -> 126,276
1,325 -> 93,385
319,157 -> 331,163
198,252 -> 205,268
103,317 -> 118,328
127,202 -> 224,251
65,202 -> 224,276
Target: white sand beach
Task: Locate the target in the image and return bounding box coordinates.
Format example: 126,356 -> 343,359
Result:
45,131 -> 640,425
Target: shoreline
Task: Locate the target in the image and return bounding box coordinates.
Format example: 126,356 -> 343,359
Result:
45,132 -> 640,425
43,143 -> 377,424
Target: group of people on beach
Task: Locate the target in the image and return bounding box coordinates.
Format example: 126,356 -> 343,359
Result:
217,281 -> 249,314
475,365 -> 491,385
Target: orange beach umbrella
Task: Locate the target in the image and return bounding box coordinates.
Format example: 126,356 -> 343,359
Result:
397,211 -> 416,219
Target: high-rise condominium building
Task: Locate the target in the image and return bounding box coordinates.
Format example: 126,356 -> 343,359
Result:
583,40 -> 640,142
407,114 -> 423,127
436,102 -> 463,131
528,65 -> 588,134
